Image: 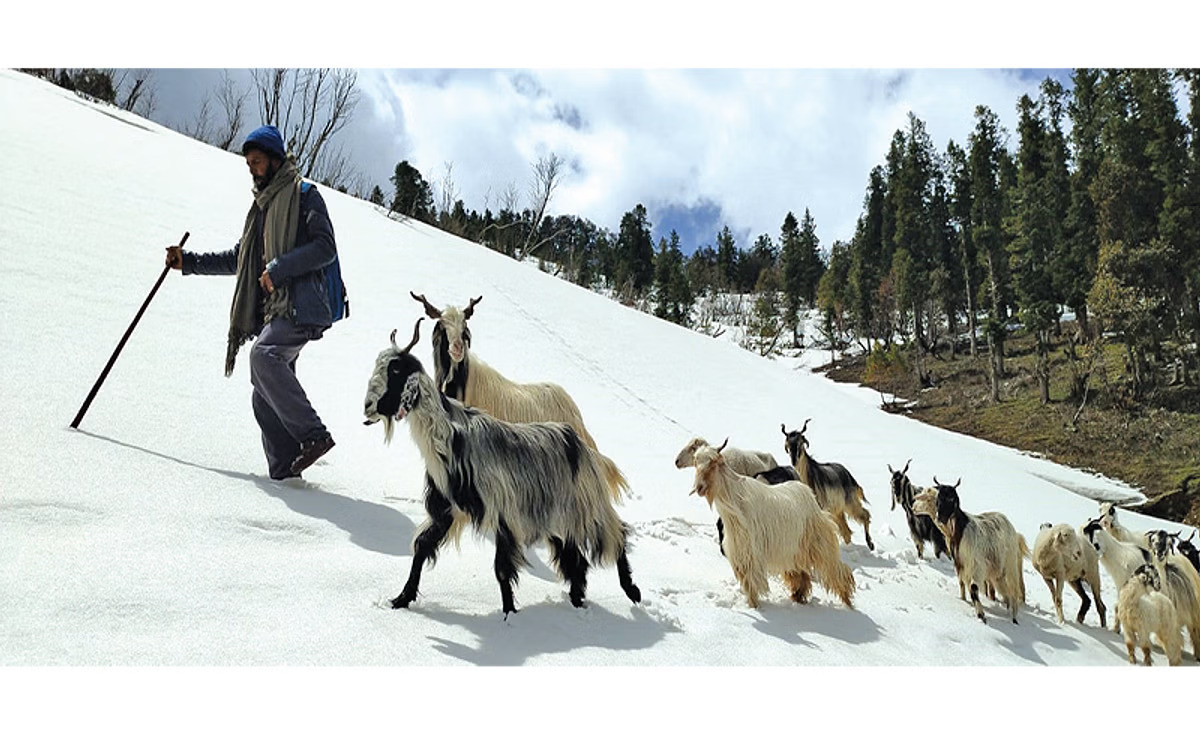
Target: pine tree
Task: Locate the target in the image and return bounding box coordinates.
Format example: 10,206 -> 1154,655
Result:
779,212 -> 804,346
715,226 -> 740,291
615,204 -> 655,298
390,161 -> 435,224
849,167 -> 888,347
798,209 -> 825,307
969,105 -> 1010,402
1063,68 -> 1104,341
946,140 -> 980,356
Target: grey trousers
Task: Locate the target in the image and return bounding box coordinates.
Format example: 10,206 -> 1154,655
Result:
249,318 -> 327,478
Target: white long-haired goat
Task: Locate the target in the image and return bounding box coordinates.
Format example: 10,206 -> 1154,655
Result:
1116,564 -> 1182,666
411,291 -> 629,500
1083,517 -> 1151,634
688,441 -> 856,610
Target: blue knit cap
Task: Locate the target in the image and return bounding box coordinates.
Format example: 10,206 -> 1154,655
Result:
242,125 -> 286,160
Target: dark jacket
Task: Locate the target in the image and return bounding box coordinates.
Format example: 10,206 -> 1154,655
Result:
183,182 -> 337,331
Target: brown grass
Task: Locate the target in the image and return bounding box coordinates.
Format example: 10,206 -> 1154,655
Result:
817,329 -> 1200,526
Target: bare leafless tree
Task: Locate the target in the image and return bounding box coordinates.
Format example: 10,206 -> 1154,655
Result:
435,161 -> 463,232
214,70 -> 248,151
518,152 -> 565,259
114,69 -> 157,117
181,95 -> 215,143
249,68 -> 360,178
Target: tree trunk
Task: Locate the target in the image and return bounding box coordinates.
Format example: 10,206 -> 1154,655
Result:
1037,329 -> 1051,405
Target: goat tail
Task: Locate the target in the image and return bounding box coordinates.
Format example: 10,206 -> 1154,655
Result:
596,452 -> 630,505
1018,533 -> 1031,560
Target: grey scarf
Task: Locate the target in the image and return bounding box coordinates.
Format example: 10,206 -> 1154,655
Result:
225,157 -> 301,376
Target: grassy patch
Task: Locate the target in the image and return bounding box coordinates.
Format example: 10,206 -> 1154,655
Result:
818,329 -> 1200,526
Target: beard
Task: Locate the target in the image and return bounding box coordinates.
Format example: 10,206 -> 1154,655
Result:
253,161 -> 279,191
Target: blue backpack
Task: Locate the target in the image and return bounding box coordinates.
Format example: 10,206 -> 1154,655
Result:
301,181 -> 349,323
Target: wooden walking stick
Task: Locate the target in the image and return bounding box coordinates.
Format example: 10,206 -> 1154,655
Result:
70,231 -> 189,429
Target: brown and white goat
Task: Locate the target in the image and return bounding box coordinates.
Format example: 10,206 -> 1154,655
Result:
674,437 -> 778,476
411,291 -> 629,500
1031,522 -> 1107,628
934,479 -> 1027,624
782,420 -> 874,551
689,441 -> 855,610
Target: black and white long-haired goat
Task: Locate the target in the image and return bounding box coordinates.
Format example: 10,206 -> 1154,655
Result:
411,291 -> 629,499
888,460 -> 948,561
782,420 -> 874,551
934,479 -> 1028,624
362,320 -> 642,617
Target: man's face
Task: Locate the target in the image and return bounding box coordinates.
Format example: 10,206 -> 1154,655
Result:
246,149 -> 278,189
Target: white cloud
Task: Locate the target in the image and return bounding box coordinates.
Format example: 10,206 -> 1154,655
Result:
357,68 -> 1062,249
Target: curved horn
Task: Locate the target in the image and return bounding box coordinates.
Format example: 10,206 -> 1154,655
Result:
887,464 -> 895,474
716,438 -> 729,453
463,295 -> 483,319
933,475 -> 940,486
903,458 -> 912,474
800,418 -> 811,434
390,318 -> 422,354
954,477 -> 961,488
410,291 -> 442,320
1188,530 -> 1197,543
781,423 -> 788,435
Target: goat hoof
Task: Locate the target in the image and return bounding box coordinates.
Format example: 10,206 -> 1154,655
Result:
625,585 -> 642,604
390,595 -> 412,609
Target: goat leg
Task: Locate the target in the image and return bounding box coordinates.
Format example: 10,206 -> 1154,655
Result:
1068,578 -> 1091,625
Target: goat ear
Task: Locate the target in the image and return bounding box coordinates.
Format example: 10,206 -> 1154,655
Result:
410,291 -> 442,320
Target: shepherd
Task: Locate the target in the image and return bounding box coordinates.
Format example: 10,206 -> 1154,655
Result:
165,125 -> 339,480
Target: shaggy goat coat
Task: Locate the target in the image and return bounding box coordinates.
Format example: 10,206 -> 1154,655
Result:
783,422 -> 873,551
888,462 -> 948,561
418,295 -> 630,500
363,325 -> 640,615
935,482 -> 1027,624
674,437 -> 778,476
1031,523 -> 1107,628
1117,566 -> 1182,666
690,445 -> 855,610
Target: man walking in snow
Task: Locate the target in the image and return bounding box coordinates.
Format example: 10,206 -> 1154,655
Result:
165,125 -> 337,480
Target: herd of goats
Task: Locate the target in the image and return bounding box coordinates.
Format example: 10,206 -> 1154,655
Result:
359,292 -> 1200,666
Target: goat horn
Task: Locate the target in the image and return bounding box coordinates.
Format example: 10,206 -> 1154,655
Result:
887,464 -> 895,474
716,437 -> 729,453
800,418 -> 811,434
392,318 -> 422,354
781,423 -> 788,435
903,458 -> 911,474
410,291 -> 442,320
1188,530 -> 1197,542
954,477 -> 961,488
933,475 -> 940,486
463,295 -> 483,319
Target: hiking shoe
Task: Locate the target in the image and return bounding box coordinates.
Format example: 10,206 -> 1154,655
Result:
290,433 -> 335,475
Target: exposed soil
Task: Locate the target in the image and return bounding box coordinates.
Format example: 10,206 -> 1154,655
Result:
815,332 -> 1200,527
